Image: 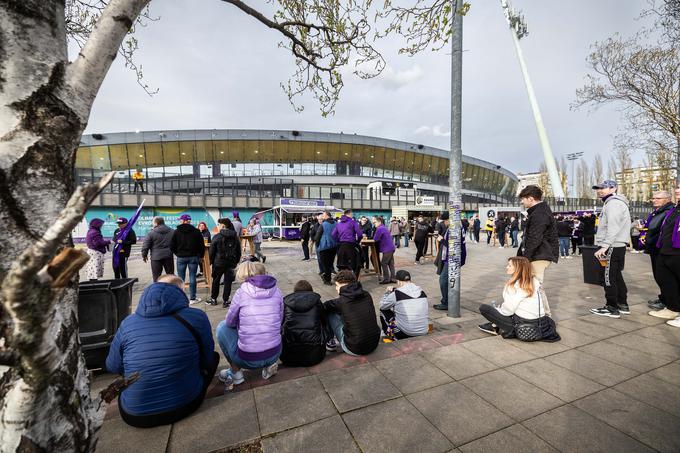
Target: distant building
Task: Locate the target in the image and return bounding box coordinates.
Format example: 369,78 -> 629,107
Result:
516,171 -> 567,198
616,166 -> 676,202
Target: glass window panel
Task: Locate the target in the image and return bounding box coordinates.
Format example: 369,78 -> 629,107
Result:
144,143 -> 163,167
179,141 -> 194,164
127,143 -> 146,169
162,141 -> 181,166
313,141 -> 327,162
403,151 -> 415,176
259,140 -> 275,162
372,147 -> 385,178
229,140 -> 244,162
340,143 -> 352,161
394,150 -> 406,172
328,142 -> 340,162
413,153 -> 425,182
384,148 -> 395,178
195,140 -> 214,163
76,146 -> 92,169
273,140 -> 287,163
243,140 -> 259,160
428,155 -> 438,177
352,144 -> 363,164
286,140 -> 301,162
90,146 -> 110,170
108,144 -> 128,170
301,142 -> 315,162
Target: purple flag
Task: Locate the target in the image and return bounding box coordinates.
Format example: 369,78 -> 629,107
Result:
113,200 -> 145,268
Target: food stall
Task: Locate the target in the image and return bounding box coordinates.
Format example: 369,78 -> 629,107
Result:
259,198 -> 342,240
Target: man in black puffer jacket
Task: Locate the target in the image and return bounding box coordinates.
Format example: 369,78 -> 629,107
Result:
280,280 -> 330,367
170,214 -> 206,304
208,218 -> 242,308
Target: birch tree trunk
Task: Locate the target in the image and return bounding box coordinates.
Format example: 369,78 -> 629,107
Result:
0,1 -> 149,451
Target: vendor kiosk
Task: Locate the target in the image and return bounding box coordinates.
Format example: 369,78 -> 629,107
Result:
260,198 -> 342,239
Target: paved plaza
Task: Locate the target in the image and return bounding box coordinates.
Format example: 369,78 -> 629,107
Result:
91,240 -> 680,453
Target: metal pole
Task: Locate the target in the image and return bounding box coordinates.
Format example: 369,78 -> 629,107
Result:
448,0 -> 463,318
676,77 -> 680,184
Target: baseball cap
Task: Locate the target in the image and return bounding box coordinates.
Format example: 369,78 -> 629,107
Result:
592,180 -> 617,189
440,211 -> 450,220
179,214 -> 192,221
116,217 -> 128,224
395,270 -> 411,282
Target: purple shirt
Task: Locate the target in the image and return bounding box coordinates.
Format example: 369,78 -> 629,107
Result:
373,224 -> 396,254
332,215 -> 363,243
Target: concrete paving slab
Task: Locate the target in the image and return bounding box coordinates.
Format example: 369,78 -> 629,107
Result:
374,353 -> 452,394
646,361 -> 680,387
422,344 -> 498,380
606,332 -> 680,361
392,336 -> 443,354
96,416 -> 170,453
615,373 -> 680,418
461,337 -> 537,367
260,415 -> 359,453
634,324 -> 680,346
430,332 -> 465,346
506,359 -> 604,402
552,326 -> 600,348
557,318 -> 622,340
624,311 -> 668,326
578,313 -> 648,332
407,382 -> 513,447
461,369 -> 562,421
254,375 -> 337,436
523,404 -> 655,453
342,397 -> 452,453
168,392 -> 259,453
574,388 -> 680,453
458,423 -> 558,453
306,351 -> 369,374
507,338 -> 570,357
578,340 -> 672,372
318,363 -> 401,413
545,349 -> 639,387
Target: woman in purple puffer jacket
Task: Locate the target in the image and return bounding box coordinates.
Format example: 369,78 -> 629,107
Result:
216,261 -> 283,385
85,218 -> 111,280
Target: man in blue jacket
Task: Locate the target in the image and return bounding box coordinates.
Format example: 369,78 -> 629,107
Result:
106,275 -> 218,428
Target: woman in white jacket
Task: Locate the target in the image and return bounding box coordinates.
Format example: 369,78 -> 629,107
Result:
478,256 -> 546,337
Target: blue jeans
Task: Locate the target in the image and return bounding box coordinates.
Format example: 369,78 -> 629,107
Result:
177,256 -> 199,299
327,312 -> 358,356
316,248 -> 323,273
403,231 -> 409,247
511,230 -> 518,247
559,237 -> 570,257
215,321 -> 280,369
439,261 -> 449,306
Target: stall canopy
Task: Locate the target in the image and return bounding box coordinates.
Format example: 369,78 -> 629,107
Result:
259,198 -> 343,239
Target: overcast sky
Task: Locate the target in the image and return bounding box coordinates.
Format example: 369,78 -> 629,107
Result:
83,0 -> 650,175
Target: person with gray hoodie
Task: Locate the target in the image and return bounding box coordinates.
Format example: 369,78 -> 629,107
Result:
589,180 -> 631,319
141,217 -> 175,282
379,270 -> 429,339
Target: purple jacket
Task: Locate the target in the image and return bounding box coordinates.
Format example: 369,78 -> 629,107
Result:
656,206 -> 680,249
225,274 -> 283,361
373,224 -> 395,253
86,218 -> 110,254
332,215 -> 363,243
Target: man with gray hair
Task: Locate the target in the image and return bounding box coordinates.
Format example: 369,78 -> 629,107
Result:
644,190 -> 674,310
142,216 -> 175,281
590,180 -> 632,319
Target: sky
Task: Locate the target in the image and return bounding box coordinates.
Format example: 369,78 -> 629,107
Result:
83,0 -> 651,176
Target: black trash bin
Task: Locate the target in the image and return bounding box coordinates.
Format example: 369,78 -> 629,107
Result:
78,278 -> 137,369
579,245 -> 602,285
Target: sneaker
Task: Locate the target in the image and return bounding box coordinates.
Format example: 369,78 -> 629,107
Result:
205,298 -> 218,306
262,362 -> 279,380
648,299 -> 666,310
218,368 -> 244,385
649,308 -> 680,319
326,339 -> 338,352
590,306 -> 621,318
222,301 -> 230,308
618,305 -> 630,315
318,271 -> 324,276
262,256 -> 267,263
323,280 -> 333,286
433,303 -> 448,311
666,317 -> 680,328
189,297 -> 202,305
301,258 -> 310,261
478,323 -> 498,335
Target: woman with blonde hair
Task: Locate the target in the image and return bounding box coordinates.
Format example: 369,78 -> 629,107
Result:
215,260 -> 283,385
478,256 -> 559,341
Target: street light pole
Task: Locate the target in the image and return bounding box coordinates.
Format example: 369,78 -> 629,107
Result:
447,0 -> 463,318
566,152 -> 584,198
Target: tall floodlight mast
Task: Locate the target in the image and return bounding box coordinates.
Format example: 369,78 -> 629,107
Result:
500,0 -> 565,199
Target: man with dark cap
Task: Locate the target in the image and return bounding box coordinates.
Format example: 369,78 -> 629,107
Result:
170,214 -> 205,304
112,217 -> 136,279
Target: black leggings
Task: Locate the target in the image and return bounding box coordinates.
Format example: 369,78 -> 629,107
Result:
415,239 -> 427,262
319,248 -> 337,283
211,267 -> 235,302
119,351 -> 220,428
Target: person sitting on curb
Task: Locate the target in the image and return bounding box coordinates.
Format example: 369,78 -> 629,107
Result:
477,257 -> 559,342
280,280 -> 331,367
106,275 -> 219,428
215,261 -> 283,386
379,270 -> 429,340
324,270 -> 381,355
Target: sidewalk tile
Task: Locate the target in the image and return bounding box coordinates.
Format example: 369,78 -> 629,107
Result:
168,392 -> 259,453
508,339 -> 570,357
261,415 -> 359,453
625,312 -> 668,326
319,363 -> 401,412
431,332 -> 465,346
254,375 -> 336,435
578,341 -> 672,372
506,359 -> 604,402
615,373 -> 680,418
408,382 -> 513,447
458,424 -> 558,453
306,352 -> 369,374
364,343 -> 403,362
461,369 -> 562,421
422,344 -> 497,380
574,388 -> 680,453
647,361 -> 680,387
523,404 -> 654,453
97,417 -> 170,453
461,337 -> 537,367
545,349 -> 639,386
632,325 -> 680,346
342,397 -> 452,453
374,354 -> 452,394
607,332 -> 680,361
557,318 -> 621,340
552,326 -> 600,348
248,365 -> 310,389
393,336 -> 442,354
579,314 -> 647,332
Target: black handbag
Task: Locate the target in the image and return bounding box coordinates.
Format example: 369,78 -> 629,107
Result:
513,289 -> 560,342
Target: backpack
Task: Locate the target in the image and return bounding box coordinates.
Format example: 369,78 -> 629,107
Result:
222,237 -> 241,268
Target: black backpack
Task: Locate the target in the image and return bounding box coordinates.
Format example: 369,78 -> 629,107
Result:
222,237 -> 241,268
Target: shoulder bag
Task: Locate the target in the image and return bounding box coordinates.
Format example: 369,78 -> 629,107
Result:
513,288 -> 560,342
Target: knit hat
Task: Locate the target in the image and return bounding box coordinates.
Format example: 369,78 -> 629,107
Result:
179,214 -> 191,221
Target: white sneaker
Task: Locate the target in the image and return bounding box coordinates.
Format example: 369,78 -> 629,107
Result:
649,308 -> 680,319
218,368 -> 244,385
189,297 -> 202,305
262,362 -> 279,380
667,317 -> 680,328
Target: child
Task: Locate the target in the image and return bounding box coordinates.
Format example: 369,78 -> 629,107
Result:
379,270 -> 429,339
324,270 -> 381,355
280,280 -> 330,367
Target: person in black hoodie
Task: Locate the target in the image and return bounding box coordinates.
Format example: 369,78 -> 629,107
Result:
171,214 -> 206,304
207,218 -> 242,308
359,216 -> 373,270
112,217 -> 137,279
556,216 -> 573,258
413,215 -> 433,264
578,211 -> 596,246
645,190 -> 674,310
280,280 -> 330,367
300,216 -> 313,261
324,270 -> 380,355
